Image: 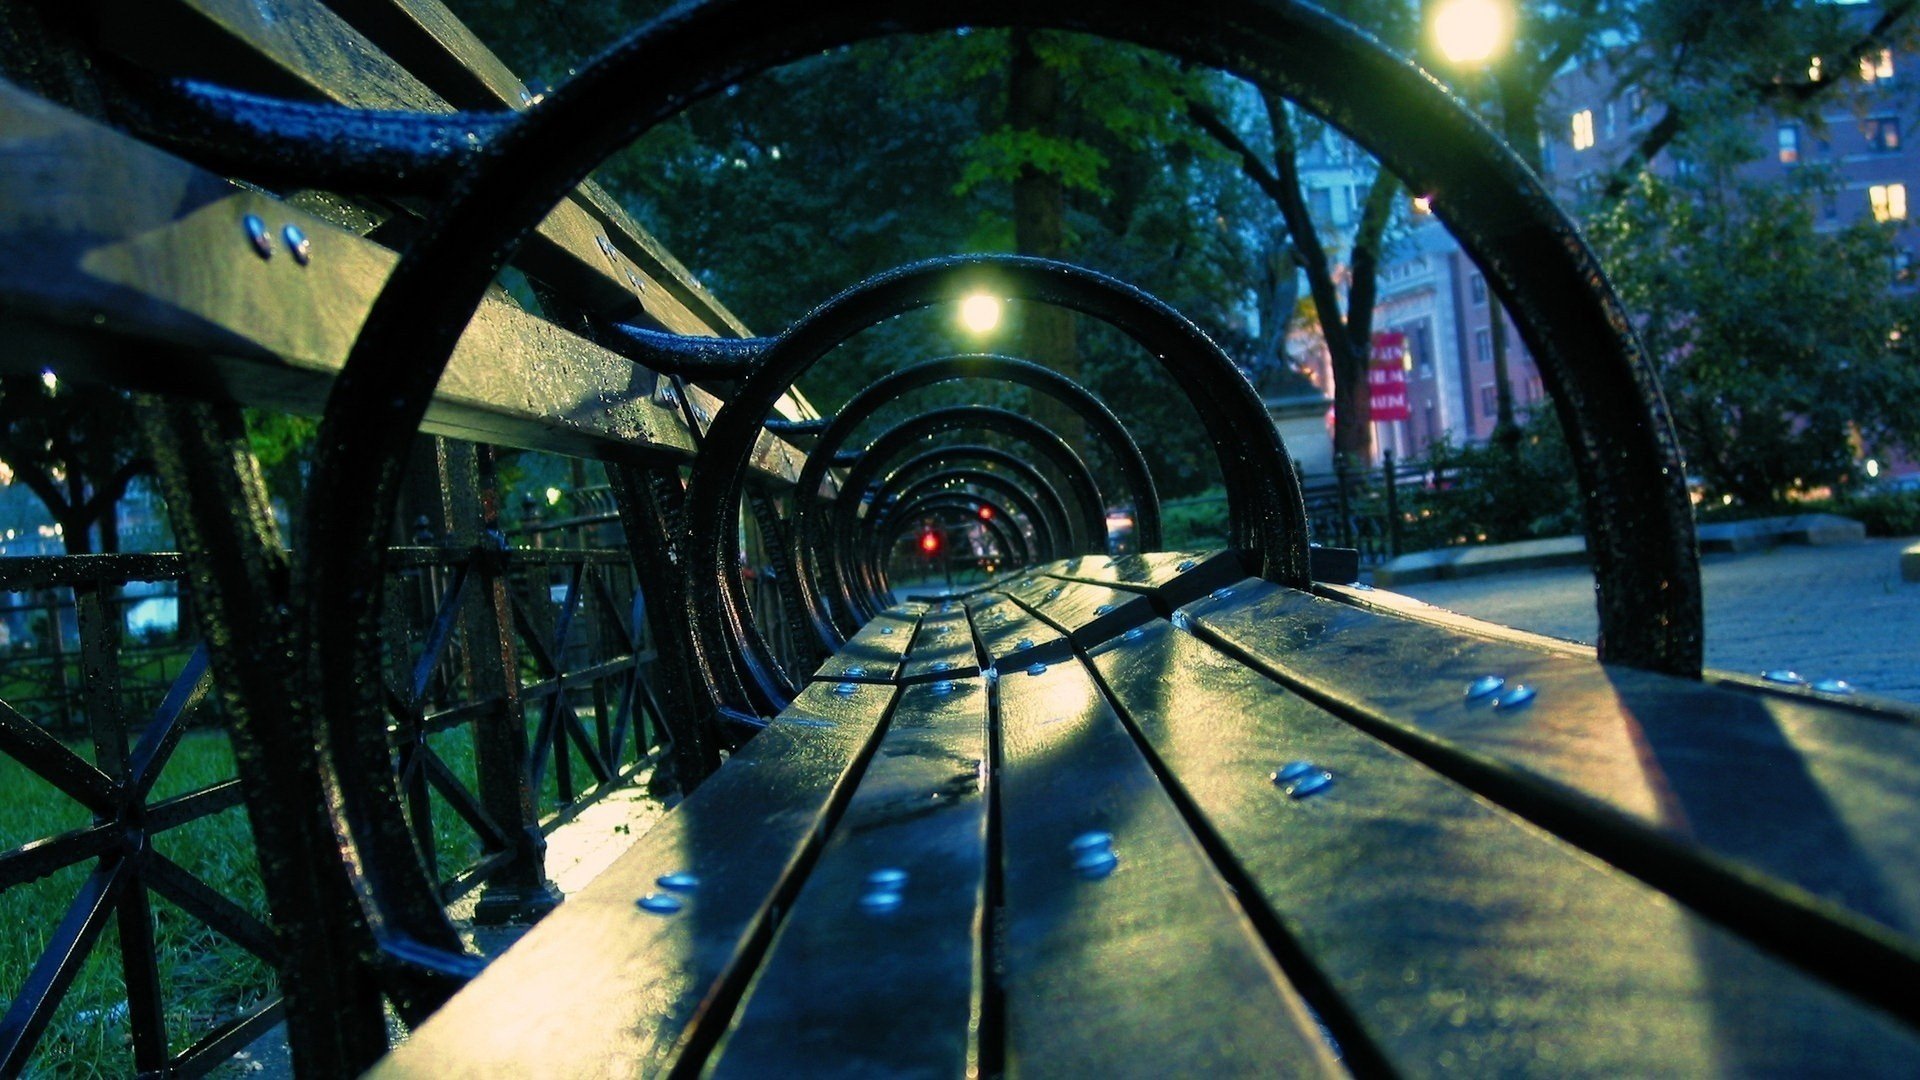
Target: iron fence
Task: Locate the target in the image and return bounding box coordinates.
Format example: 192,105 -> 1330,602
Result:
0,538 -> 668,1073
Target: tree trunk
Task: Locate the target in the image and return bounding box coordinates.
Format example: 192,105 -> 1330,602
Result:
1008,30 -> 1087,453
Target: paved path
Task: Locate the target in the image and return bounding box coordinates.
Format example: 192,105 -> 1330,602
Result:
1390,537 -> 1920,705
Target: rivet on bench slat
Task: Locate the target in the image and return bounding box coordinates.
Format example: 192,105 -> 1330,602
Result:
1492,685 -> 1537,710
1272,761 -> 1335,800
636,893 -> 684,915
1069,832 -> 1118,879
281,224 -> 311,265
656,872 -> 700,892
242,214 -> 272,259
1763,669 -> 1808,686
1465,675 -> 1506,700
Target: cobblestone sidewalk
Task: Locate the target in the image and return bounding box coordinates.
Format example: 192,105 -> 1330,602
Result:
1390,537 -> 1920,705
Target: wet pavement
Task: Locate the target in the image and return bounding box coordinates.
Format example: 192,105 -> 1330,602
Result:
1388,536 -> 1920,705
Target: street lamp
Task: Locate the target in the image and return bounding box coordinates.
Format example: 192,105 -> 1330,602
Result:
959,293 -> 1002,334
1432,0 -> 1510,66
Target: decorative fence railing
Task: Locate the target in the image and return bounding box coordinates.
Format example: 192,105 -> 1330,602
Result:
0,537 -> 666,1074
1164,452 -> 1435,566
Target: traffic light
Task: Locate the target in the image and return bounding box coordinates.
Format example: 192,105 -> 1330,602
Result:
919,528 -> 941,555
977,504 -> 994,521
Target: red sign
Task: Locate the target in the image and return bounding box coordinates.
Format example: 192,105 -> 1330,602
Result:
1368,332 -> 1411,422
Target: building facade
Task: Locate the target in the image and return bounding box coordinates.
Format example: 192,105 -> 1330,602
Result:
1292,11 -> 1920,467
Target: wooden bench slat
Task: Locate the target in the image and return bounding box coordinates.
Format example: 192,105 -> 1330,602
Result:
1042,550 -> 1248,609
1089,619 -> 1920,1073
706,678 -> 990,1077
811,609 -> 921,684
316,0 -> 771,352
899,610 -> 980,683
87,0 -> 728,335
962,592 -> 1069,668
995,654 -> 1339,1076
1001,577 -> 1155,651
367,680 -> 900,1078
1191,579 -> 1920,944
0,84 -> 713,464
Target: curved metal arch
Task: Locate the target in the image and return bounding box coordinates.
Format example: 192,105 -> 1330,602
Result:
880,468 -> 1057,563
881,492 -> 1032,575
874,444 -> 1074,568
706,258 -> 1303,682
822,406 -> 1108,641
861,477 -> 1047,612
299,0 -> 1701,1016
786,354 -> 1160,581
845,451 -> 1072,622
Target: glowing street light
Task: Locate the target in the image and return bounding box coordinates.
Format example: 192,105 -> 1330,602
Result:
1432,0 -> 1510,65
959,293 -> 1002,334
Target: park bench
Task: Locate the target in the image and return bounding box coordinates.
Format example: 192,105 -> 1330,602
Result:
3,0 -> 1920,1077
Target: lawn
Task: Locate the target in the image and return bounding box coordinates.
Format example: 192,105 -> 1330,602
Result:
0,701 -> 641,1076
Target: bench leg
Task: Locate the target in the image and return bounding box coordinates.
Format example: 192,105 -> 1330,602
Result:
136,395 -> 390,1076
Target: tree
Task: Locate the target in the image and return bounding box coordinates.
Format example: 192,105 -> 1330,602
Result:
1588,171 -> 1920,505
0,375 -> 148,554
1187,92 -> 1401,467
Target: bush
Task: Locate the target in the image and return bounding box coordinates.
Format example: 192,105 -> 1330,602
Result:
1160,488 -> 1230,549
1399,412 -> 1582,550
1826,490 -> 1920,537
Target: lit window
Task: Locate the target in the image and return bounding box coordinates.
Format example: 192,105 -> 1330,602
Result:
1571,110 -> 1595,150
1872,184 -> 1908,222
1862,49 -> 1896,82
1866,116 -> 1901,152
1778,124 -> 1800,164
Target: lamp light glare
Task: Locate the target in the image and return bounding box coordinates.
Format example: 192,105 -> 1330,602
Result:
960,293 -> 1002,334
544,486 -> 563,506
1433,0 -> 1510,65
1867,459 -> 1882,478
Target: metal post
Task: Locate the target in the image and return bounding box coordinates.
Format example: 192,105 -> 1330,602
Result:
1384,448 -> 1402,558
1335,461 -> 1354,549
454,441 -> 560,925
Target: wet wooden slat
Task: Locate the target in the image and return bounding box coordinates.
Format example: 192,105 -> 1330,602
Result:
963,592 -> 1069,669
706,678 -> 990,1077
811,609 -> 920,684
1004,577 -> 1155,651
899,610 -> 980,683
1045,549 -> 1248,609
1090,619 -> 1920,1073
0,86 -> 708,463
367,680 -> 899,1078
1184,578 -> 1920,1028
995,654 -> 1338,1077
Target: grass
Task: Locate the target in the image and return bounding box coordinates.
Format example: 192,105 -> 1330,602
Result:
0,734 -> 273,1078
0,695 -> 650,1076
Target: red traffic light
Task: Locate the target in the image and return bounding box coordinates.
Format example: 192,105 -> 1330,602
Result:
919,529 -> 941,554
977,505 -> 994,521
